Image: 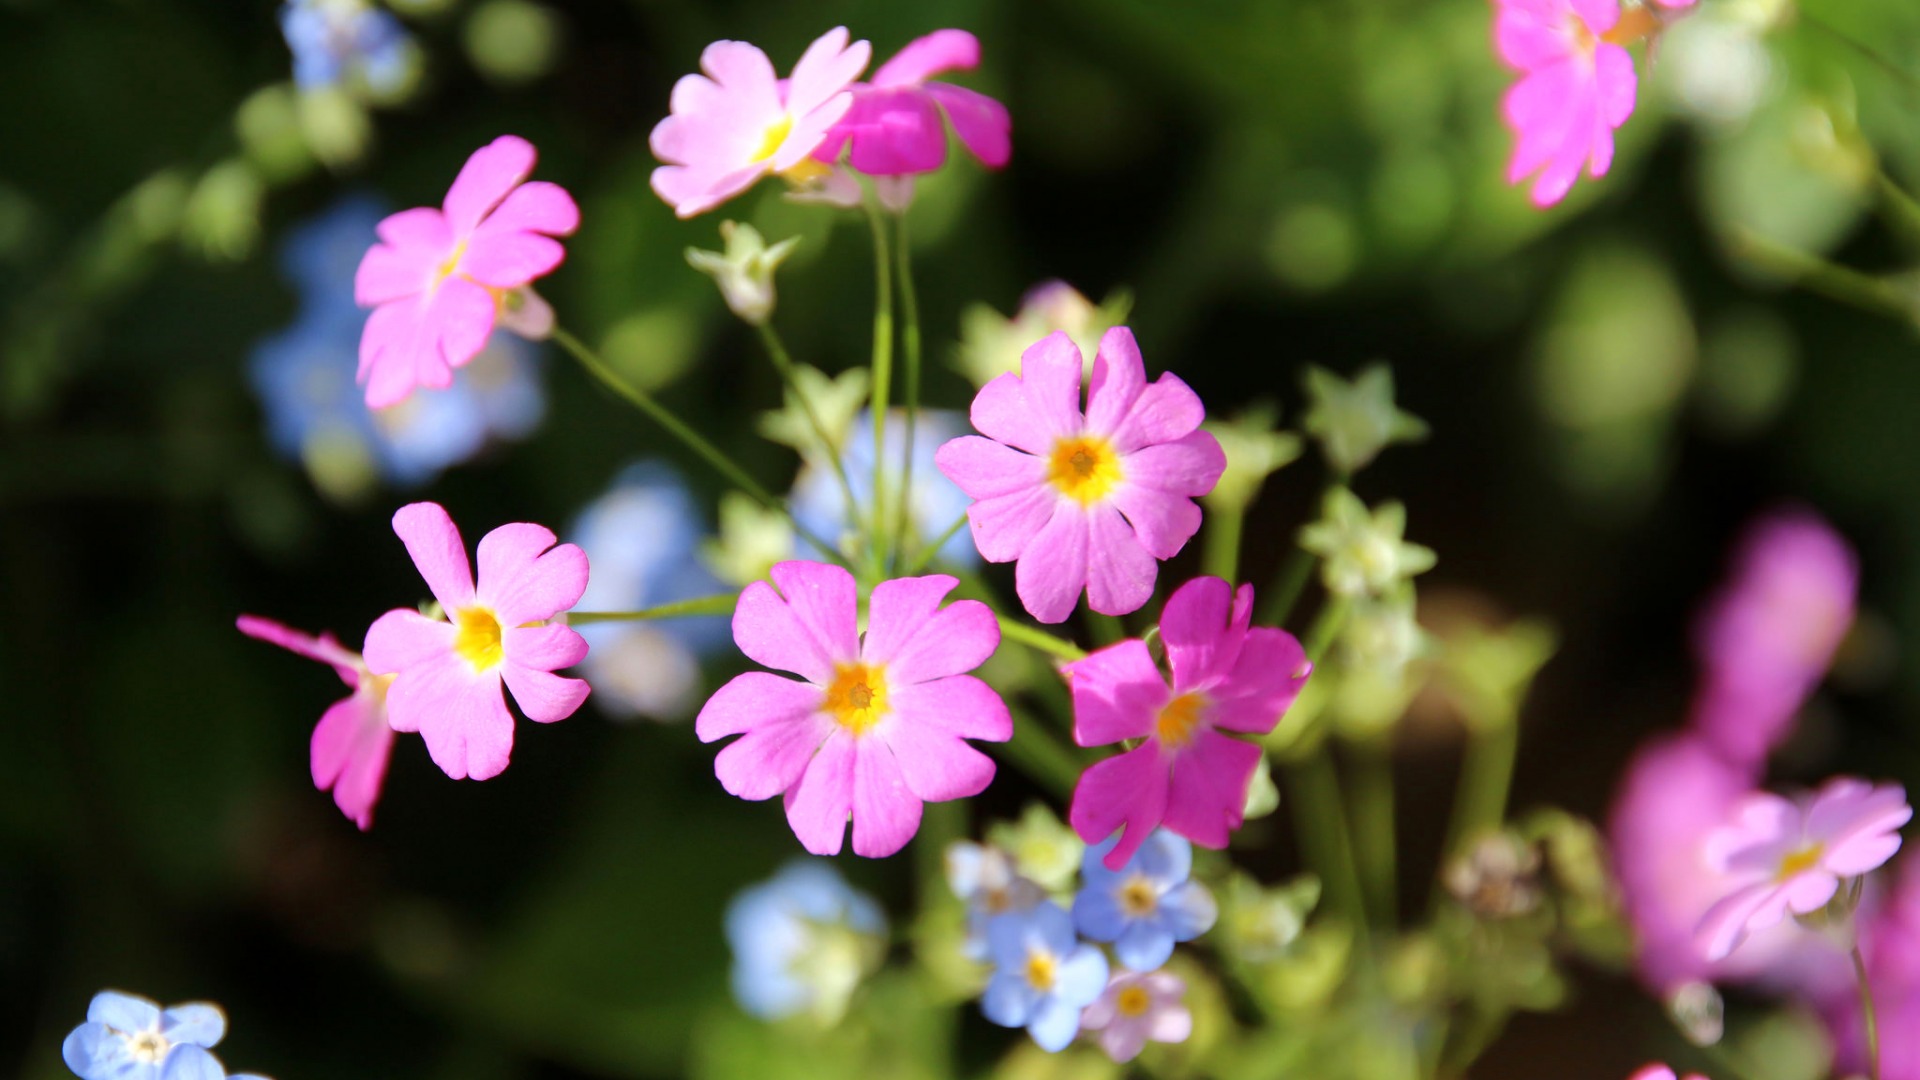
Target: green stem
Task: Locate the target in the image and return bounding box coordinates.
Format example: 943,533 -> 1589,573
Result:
1876,168 -> 1920,253
552,327 -> 840,561
1281,751 -> 1368,937
1441,712 -> 1520,862
1728,228 -> 1915,322
893,212 -> 922,572
997,616 -> 1088,662
755,322 -> 860,523
1087,610 -> 1126,648
1348,736 -> 1398,928
1856,941 -> 1883,1080
567,594 -> 738,624
1257,543 -> 1315,627
1304,595 -> 1351,662
997,706 -> 1086,799
863,196 -> 896,569
903,513 -> 969,576
1202,503 -> 1245,583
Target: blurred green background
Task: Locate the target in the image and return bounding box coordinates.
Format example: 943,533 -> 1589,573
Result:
5,0 -> 1920,1076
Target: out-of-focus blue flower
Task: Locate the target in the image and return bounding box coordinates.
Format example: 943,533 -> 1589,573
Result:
946,840 -> 1045,961
1072,831 -> 1217,972
62,990 -> 235,1080
280,0 -> 416,96
981,900 -> 1109,1052
567,461 -> 731,721
249,198 -> 545,501
791,408 -> 978,568
725,861 -> 887,1025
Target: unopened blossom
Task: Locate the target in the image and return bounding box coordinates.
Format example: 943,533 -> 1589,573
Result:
947,841 -> 1045,960
1081,970 -> 1192,1063
1067,577 -> 1310,868
1494,0 -> 1639,207
981,901 -> 1110,1052
812,29 -> 1011,177
725,861 -> 887,1025
237,615 -> 394,829
62,991 -> 233,1080
649,28 -> 871,218
695,562 -> 1010,857
685,221 -> 798,326
936,328 -> 1226,623
1298,488 -> 1436,599
1690,508 -> 1858,766
354,135 -> 578,407
988,802 -> 1086,892
1299,363 -> 1427,477
1074,831 -> 1217,971
1696,777 -> 1911,961
364,502 -> 591,781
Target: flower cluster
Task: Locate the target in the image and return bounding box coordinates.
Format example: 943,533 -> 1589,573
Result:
64,991 -> 271,1080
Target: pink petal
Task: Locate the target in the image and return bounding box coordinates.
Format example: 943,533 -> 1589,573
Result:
392,502 -> 476,611
1064,639 -> 1167,747
1529,78 -> 1598,207
1070,743 -> 1172,870
1696,881 -> 1786,962
362,608 -> 454,676
459,232 -> 566,290
650,161 -> 770,220
329,704 -> 394,831
310,693 -> 392,830
1571,0 -> 1620,34
879,719 -> 997,802
873,29 -> 980,87
1827,834 -> 1904,878
844,88 -> 949,176
715,712 -> 833,799
386,652 -> 515,780
1162,731 -> 1260,849
1015,502 -> 1089,624
733,580 -> 835,685
1110,485 -> 1204,562
501,663 -> 590,723
1121,430 -> 1227,498
1211,627 -> 1311,734
700,40 -> 780,106
476,522 -> 589,625
1779,870 -> 1840,914
1147,1004 -> 1193,1045
374,206 -> 452,253
472,180 -> 579,239
851,738 -> 924,857
358,302 -> 440,409
863,576 -> 999,684
887,674 -> 1013,743
1594,43 -> 1637,131
970,332 -> 1087,455
784,27 -> 871,121
1085,504 -> 1157,617
936,433 -> 1047,499
784,731 -> 857,855
1084,327 -> 1147,436
925,83 -> 1010,168
1494,7 -> 1574,71
966,483 -> 1061,564
236,614 -> 359,684
697,671 -> 824,741
1108,378 -> 1208,455
443,135 -> 538,239
1504,62 -> 1578,181
1160,577 -> 1249,692
769,90 -> 855,173
355,242 -> 431,307
1099,1023 -> 1150,1063
503,623 -> 588,672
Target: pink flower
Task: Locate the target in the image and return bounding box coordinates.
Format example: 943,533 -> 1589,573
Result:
811,29 -> 1011,177
363,502 -> 591,781
354,135 -> 579,408
649,28 -> 871,218
935,327 -> 1226,624
237,615 -> 394,830
1066,577 -> 1310,869
1080,970 -> 1192,1063
1830,850 -> 1920,1078
1690,508 -> 1857,766
695,562 -> 1011,857
1494,0 -> 1638,207
1628,1067 -> 1709,1080
1696,776 -> 1911,962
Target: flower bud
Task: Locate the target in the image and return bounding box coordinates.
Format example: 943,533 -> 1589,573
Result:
1301,362 -> 1427,477
1667,981 -> 1725,1047
685,221 -> 799,326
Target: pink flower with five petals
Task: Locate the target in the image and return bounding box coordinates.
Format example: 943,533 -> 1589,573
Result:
354,135 -> 579,407
1067,577 -> 1311,869
811,29 -> 1011,177
237,614 -> 394,830
1494,0 -> 1639,207
935,327 -> 1225,624
695,562 -> 1011,858
364,502 -> 591,781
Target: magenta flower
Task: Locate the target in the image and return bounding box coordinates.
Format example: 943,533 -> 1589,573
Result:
935,327 -> 1226,624
1080,970 -> 1192,1064
354,135 -> 579,408
649,28 -> 871,218
1696,777 -> 1911,962
363,502 -> 590,781
811,29 -> 1011,177
237,614 -> 394,830
1690,508 -> 1858,766
1629,1067 -> 1708,1080
695,562 -> 1011,858
1066,577 -> 1310,869
1833,851 -> 1920,1077
1494,0 -> 1638,207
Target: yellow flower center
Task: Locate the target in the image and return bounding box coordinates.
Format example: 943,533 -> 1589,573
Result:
126,1030 -> 170,1064
1155,691 -> 1208,749
1046,434 -> 1123,506
1025,948 -> 1057,991
453,606 -> 505,670
754,115 -> 793,162
1777,843 -> 1824,881
1119,875 -> 1160,917
436,239 -> 469,284
824,662 -> 889,735
1116,984 -> 1153,1017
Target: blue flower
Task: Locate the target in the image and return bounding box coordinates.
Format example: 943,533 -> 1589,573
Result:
790,408 -> 978,568
1072,831 -> 1217,972
62,990 -> 237,1080
566,461 -> 731,720
946,841 -> 1045,961
280,0 -> 415,96
725,861 -> 887,1025
981,901 -> 1109,1052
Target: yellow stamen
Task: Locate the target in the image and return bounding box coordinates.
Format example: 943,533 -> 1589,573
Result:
1119,875 -> 1160,918
824,662 -> 889,735
1025,948 -> 1057,991
1778,843 -> 1824,881
436,240 -> 469,283
1155,691 -> 1208,749
1046,434 -> 1123,506
754,115 -> 793,163
453,606 -> 505,670
1116,984 -> 1153,1017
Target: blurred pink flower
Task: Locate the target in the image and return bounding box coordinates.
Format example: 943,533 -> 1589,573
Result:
1066,577 -> 1310,869
1691,508 -> 1858,766
1832,850 -> 1920,1078
695,562 -> 1011,857
1696,776 -> 1910,961
1493,0 -> 1637,206
812,29 -> 1011,177
649,28 -> 871,217
364,502 -> 591,781
935,327 -> 1225,624
237,614 -> 394,830
1628,1067 -> 1708,1080
1081,970 -> 1192,1063
355,135 -> 579,407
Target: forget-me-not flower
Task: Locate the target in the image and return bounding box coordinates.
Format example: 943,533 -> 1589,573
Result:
982,900 -> 1109,1052
62,990 -> 269,1080
280,0 -> 416,97
725,861 -> 887,1025
1073,831 -> 1217,972
946,840 -> 1045,961
791,408 -> 977,568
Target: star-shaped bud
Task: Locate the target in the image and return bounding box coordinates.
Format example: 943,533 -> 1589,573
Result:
756,364 -> 870,460
685,220 -> 800,326
1203,401 -> 1305,513
1300,363 -> 1428,477
1298,487 -> 1437,598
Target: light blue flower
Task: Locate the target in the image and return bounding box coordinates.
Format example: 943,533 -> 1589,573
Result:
981,901 -> 1109,1052
567,461 -> 731,720
62,990 -> 234,1080
725,861 -> 887,1025
946,840 -> 1045,961
280,0 -> 415,96
790,408 -> 978,568
1072,831 -> 1217,972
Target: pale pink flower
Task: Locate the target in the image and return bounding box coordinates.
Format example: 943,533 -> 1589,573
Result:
935,327 -> 1225,624
1696,776 -> 1911,961
363,502 -> 591,781
649,28 -> 871,218
237,614 -> 394,830
811,29 -> 1011,177
1066,577 -> 1310,869
1080,970 -> 1192,1063
695,562 -> 1011,857
1494,0 -> 1638,207
1628,1066 -> 1709,1080
354,135 -> 579,408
